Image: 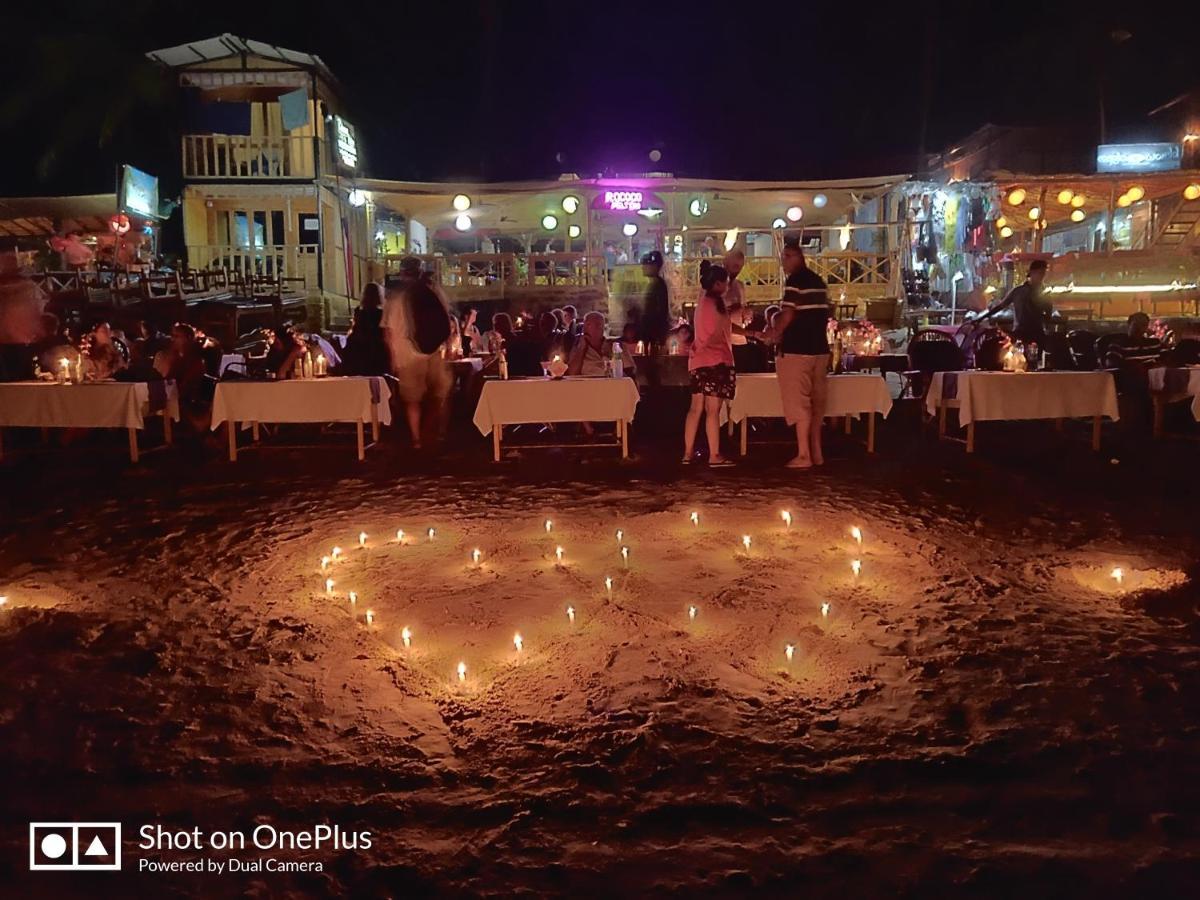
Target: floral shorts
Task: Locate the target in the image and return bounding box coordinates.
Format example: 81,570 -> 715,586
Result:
689,363 -> 736,400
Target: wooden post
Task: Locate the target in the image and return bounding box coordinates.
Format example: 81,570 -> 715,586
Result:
370,401 -> 380,443
965,421 -> 976,454
227,420 -> 237,462
492,426 -> 501,462
252,421 -> 260,442
620,420 -> 629,459
867,411 -> 876,453
127,428 -> 139,463
1091,415 -> 1102,451
356,419 -> 365,461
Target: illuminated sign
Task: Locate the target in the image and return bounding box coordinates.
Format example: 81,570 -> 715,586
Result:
334,116 -> 359,170
1096,142 -> 1181,173
119,164 -> 159,219
593,190 -> 664,212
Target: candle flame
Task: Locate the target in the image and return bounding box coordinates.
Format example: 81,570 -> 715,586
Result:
396,529 -> 405,542
472,548 -> 481,564
427,528 -> 435,541
1111,567 -> 1124,584
0,596 -> 8,608
605,576 -> 613,593
544,519 -> 553,533
850,525 -> 863,545
325,578 -> 335,595
556,546 -> 564,562
781,510 -> 792,527
615,529 -> 623,542
348,591 -> 357,605
851,559 -> 862,577
566,605 -> 575,623
331,546 -> 342,560
365,609 -> 374,625
690,511 -> 699,526
785,643 -> 795,661
688,605 -> 698,621
401,626 -> 412,647
358,531 -> 367,547
514,633 -> 523,652
320,556 -> 330,571
742,534 -> 751,550
457,661 -> 467,681
821,602 -> 830,618
621,546 -> 629,562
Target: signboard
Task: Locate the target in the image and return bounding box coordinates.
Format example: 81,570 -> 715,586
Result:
334,116 -> 359,170
592,190 -> 663,213
1096,142 -> 1181,173
119,165 -> 160,219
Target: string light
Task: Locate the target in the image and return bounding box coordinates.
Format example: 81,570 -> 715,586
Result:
402,626 -> 412,648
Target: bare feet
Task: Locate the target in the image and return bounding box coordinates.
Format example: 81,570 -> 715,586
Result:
785,455 -> 813,469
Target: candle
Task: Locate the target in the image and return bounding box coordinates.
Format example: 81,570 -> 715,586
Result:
688,605 -> 698,621
615,529 -> 623,543
396,529 -> 405,543
472,548 -> 482,565
690,511 -> 699,526
513,633 -> 523,653
59,357 -> 70,382
850,525 -> 863,545
401,626 -> 412,648
821,602 -> 830,618
555,546 -> 564,562
427,528 -> 435,541
0,596 -> 7,609
785,644 -> 795,662
348,591 -> 357,605
851,559 -> 861,577
320,556 -> 330,571
781,510 -> 792,528
621,546 -> 629,565
544,519 -> 553,533
331,546 -> 342,561
457,661 -> 467,681
604,576 -> 613,594
742,535 -> 752,551
365,609 -> 374,625
315,354 -> 327,377
325,578 -> 335,595
358,531 -> 367,547
566,605 -> 575,624
1111,567 -> 1124,585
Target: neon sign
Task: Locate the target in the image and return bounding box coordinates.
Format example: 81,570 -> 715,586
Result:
1096,142 -> 1181,173
601,190 -> 644,212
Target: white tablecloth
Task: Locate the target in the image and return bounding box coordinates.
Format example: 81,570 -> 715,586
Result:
727,373 -> 893,423
473,377 -> 641,436
1148,366 -> 1200,420
0,380 -> 179,429
211,377 -> 392,430
926,371 -> 1119,426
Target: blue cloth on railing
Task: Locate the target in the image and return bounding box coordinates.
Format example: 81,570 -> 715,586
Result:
147,379 -> 170,414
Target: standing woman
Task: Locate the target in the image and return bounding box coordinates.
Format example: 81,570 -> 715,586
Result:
682,262 -> 735,467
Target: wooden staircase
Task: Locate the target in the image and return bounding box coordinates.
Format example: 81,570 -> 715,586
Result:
1154,197 -> 1200,248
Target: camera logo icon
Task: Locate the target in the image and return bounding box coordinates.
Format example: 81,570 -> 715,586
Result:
29,822 -> 122,871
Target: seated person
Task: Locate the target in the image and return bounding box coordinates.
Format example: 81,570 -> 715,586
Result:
1105,313 -> 1163,370
340,283 -> 389,375
84,321 -> 127,380
479,312 -> 513,356
157,323 -> 211,431
567,311 -> 635,377
460,307 -> 482,355
620,322 -> 640,349
265,325 -> 309,379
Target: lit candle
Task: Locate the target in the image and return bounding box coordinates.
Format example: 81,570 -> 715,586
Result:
331,546 -> 342,561
513,632 -> 523,652
59,357 -> 70,381
688,605 -> 698,621
615,529 -> 623,543
0,596 -> 7,609
325,578 -> 335,595
785,644 -> 795,662
457,661 -> 467,681
781,510 -> 792,528
427,528 -> 435,541
742,535 -> 752,551
690,511 -> 699,526
365,609 -> 374,625
555,546 -> 564,563
396,529 -> 405,543
348,591 -> 357,605
821,602 -> 830,618
1111,567 -> 1124,585
472,548 -> 482,565
320,555 -> 330,571
850,525 -> 863,545
621,546 -> 629,565
544,519 -> 553,533
566,605 -> 575,624
605,576 -> 613,594
851,559 -> 861,577
359,531 -> 368,547
402,626 -> 412,648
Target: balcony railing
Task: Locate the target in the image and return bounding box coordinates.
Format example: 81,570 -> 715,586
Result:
182,134 -> 317,179
187,244 -> 318,288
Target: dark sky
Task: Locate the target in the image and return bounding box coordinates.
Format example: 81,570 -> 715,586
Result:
1,0 -> 1196,197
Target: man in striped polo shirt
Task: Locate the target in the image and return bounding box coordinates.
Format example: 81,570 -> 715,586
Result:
775,238 -> 832,468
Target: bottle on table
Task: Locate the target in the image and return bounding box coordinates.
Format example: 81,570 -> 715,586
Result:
498,348 -> 509,380
612,342 -> 624,378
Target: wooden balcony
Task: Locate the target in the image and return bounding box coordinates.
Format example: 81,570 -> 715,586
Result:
187,244 -> 318,288
182,134 -> 317,180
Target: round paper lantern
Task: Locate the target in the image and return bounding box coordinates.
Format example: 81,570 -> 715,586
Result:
1007,188 -> 1027,205
785,206 -> 803,222
452,194 -> 472,212
1184,184 -> 1200,201
1057,189 -> 1074,205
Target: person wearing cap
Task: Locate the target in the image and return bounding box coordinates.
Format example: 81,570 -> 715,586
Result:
640,250 -> 670,352
774,238 -> 832,468
984,259 -> 1052,346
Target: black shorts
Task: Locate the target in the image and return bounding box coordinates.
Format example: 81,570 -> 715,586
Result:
689,363 -> 736,400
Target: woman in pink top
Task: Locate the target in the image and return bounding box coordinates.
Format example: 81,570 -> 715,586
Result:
682,262 -> 736,467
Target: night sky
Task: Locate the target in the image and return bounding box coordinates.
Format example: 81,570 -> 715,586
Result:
1,0 -> 1196,198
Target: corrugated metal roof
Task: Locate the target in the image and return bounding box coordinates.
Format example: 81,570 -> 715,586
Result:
145,33 -> 337,84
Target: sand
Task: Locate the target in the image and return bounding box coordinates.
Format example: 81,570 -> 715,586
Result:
1,434 -> 1198,896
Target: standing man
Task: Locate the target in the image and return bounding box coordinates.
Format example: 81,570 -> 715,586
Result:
640,250 -> 670,352
774,238 -> 832,469
985,259 -> 1053,346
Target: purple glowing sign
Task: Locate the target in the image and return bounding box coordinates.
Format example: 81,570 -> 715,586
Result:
601,190 -> 644,211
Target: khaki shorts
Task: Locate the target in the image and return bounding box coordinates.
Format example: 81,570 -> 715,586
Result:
394,352 -> 451,404
775,353 -> 830,425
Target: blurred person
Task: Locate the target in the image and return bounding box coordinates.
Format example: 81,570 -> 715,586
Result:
264,325 -> 309,379
640,250 -> 670,350
775,238 -> 831,469
480,312 -> 513,355
84,321 -> 126,380
983,259 -> 1052,346
383,268 -> 452,450
159,323 -> 211,430
682,262 -> 735,467
460,307 -> 482,354
1105,312 -> 1163,369
340,282 -> 389,375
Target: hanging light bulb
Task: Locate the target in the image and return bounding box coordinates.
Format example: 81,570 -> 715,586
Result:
1056,189 -> 1074,205
471,548 -> 482,565
1071,193 -> 1086,208
1184,184 -> 1200,201
785,644 -> 795,661
821,602 -> 830,618
785,206 -> 803,222
772,217 -> 787,229
348,591 -> 357,605
781,510 -> 792,527
1126,185 -> 1145,202
555,546 -> 564,562
813,193 -> 828,208
995,216 -> 1007,229
457,661 -> 467,681
1000,226 -> 1014,238
1070,209 -> 1085,223
566,605 -> 575,624
513,633 -> 523,652
1028,206 -> 1041,221
454,213 -> 472,232
1007,188 -> 1026,205
365,609 -> 374,625
452,193 -> 472,212
688,605 -> 697,621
